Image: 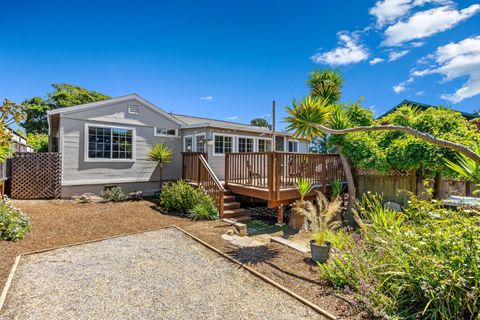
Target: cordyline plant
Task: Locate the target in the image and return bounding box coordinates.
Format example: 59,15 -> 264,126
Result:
148,143 -> 173,191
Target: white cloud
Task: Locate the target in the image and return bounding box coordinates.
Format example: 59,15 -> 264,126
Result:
370,57 -> 385,65
383,4 -> 480,46
410,41 -> 425,47
388,50 -> 410,61
311,32 -> 369,65
393,84 -> 407,93
413,36 -> 480,103
415,90 -> 426,96
369,0 -> 451,27
226,115 -> 238,120
200,96 -> 213,102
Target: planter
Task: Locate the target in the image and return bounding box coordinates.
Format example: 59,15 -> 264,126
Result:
310,240 -> 330,263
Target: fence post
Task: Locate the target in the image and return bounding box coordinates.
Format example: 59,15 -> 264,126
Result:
224,153 -> 229,187
322,155 -> 327,193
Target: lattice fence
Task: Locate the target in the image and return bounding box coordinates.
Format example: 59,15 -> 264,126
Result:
10,152 -> 62,199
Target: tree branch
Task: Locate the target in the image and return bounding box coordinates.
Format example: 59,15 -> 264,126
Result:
314,124 -> 480,164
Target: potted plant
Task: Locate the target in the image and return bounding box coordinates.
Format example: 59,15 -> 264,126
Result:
310,229 -> 331,263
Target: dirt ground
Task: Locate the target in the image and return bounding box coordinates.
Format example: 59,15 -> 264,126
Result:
0,200 -> 367,319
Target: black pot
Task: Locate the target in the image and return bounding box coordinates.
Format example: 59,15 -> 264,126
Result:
310,240 -> 331,263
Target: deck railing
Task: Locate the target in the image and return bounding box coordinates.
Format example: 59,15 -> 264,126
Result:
225,152 -> 344,195
182,152 -> 225,217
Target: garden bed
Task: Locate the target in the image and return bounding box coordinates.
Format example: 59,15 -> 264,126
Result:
0,200 -> 362,319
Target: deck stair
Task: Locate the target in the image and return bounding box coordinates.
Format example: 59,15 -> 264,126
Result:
222,190 -> 251,223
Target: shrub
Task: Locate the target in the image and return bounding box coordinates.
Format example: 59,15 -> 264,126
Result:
319,193 -> 480,319
188,197 -> 218,221
100,187 -> 129,202
0,196 -> 31,241
160,180 -> 218,221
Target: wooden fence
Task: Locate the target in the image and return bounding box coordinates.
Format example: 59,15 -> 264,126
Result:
10,152 -> 62,199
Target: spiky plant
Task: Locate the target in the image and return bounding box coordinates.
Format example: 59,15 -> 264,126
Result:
307,69 -> 343,105
285,96 -> 330,141
148,143 -> 173,191
296,178 -> 313,201
445,142 -> 480,194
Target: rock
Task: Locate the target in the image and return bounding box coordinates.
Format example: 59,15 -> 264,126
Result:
226,229 -> 235,236
384,202 -> 402,212
221,234 -> 265,247
288,200 -> 314,230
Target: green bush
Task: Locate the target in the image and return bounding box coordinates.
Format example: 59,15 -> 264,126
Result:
319,194 -> 480,319
160,180 -> 218,220
0,197 -> 31,241
188,197 -> 218,221
100,187 -> 129,202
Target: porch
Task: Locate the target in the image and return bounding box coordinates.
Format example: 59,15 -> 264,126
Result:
181,152 -> 345,223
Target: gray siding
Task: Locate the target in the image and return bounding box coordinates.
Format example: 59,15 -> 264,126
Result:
59,99 -> 182,195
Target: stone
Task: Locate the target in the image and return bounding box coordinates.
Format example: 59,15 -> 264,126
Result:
384,202 -> 402,212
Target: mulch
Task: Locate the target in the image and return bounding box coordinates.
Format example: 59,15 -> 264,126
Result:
0,200 -> 368,319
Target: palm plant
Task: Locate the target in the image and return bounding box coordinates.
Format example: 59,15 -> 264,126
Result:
296,178 -> 313,201
307,69 -> 343,106
444,142 -> 480,194
148,143 -> 173,191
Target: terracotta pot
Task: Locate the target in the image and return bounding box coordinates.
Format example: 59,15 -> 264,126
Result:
310,240 -> 330,263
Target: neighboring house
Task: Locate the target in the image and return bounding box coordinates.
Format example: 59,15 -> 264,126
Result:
46,94 -> 308,198
1,129 -> 33,195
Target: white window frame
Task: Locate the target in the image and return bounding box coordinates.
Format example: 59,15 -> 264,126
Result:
288,139 -> 299,153
237,135 -> 255,153
84,123 -> 136,162
195,133 -> 206,153
212,133 -> 235,156
154,127 -> 178,137
183,135 -> 194,152
257,138 -> 272,152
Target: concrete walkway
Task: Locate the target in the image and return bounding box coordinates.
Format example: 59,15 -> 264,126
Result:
0,227 -> 326,320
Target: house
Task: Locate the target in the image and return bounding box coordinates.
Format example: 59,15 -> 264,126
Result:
46,94 -> 310,199
1,129 -> 33,195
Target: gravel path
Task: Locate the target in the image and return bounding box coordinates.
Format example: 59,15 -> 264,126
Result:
1,227 -> 326,320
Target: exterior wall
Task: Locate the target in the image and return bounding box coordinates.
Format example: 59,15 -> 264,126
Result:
61,181 -> 164,198
59,99 -> 182,196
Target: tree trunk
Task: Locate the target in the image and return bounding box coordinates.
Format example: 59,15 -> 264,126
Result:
337,145 -> 357,227
315,124 -> 480,164
159,164 -> 163,191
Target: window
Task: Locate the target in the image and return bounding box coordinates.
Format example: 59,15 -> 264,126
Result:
128,105 -> 139,114
288,140 -> 299,153
87,125 -> 134,160
275,136 -> 284,151
154,127 -> 177,136
184,136 -> 193,152
195,134 -> 206,153
258,139 -> 272,152
238,137 -> 254,153
214,135 -> 233,155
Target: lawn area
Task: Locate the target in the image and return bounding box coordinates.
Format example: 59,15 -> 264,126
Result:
0,199 -> 361,319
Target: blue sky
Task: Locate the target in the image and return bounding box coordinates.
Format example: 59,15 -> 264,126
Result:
1,0 -> 479,130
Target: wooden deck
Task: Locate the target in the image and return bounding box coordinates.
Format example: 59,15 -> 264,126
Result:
182,152 -> 345,222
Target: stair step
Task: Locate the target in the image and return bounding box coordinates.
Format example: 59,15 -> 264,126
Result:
223,208 -> 248,219
224,201 -> 241,210
223,195 -> 236,202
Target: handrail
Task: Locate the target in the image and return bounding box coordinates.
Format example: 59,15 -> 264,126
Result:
199,154 -> 226,192
198,154 -> 225,217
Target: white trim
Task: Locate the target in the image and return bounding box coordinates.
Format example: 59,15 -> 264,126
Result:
128,105 -> 140,115
236,135 -> 255,153
84,123 -> 136,162
154,126 -> 179,137
212,132 -> 236,156
287,139 -> 299,153
183,135 -> 193,152
257,137 -> 273,152
47,94 -> 183,126
62,177 -> 161,186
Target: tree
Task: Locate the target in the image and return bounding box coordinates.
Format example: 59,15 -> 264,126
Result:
27,133 -> 48,152
148,143 -> 173,191
22,84 -> 110,134
0,99 -> 25,162
250,118 -> 271,129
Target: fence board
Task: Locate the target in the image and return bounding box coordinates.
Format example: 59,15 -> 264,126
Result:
10,153 -> 61,199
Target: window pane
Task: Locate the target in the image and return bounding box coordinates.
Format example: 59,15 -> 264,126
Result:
88,126 -> 132,159
196,135 -> 205,153
185,137 -> 193,152
166,129 -> 176,136
224,136 -> 232,153
214,136 -> 223,154
275,136 -> 284,151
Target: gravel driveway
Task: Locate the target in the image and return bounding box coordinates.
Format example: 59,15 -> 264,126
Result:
0,227 -> 326,320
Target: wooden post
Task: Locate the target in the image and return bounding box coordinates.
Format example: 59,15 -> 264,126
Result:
224,153 -> 229,187
276,204 -> 284,225
322,155 -> 327,194
272,100 -> 276,152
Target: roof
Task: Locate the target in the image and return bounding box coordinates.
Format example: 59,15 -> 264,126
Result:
172,113 -> 281,134
46,94 -> 183,125
378,100 -> 478,120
